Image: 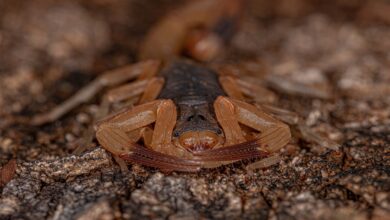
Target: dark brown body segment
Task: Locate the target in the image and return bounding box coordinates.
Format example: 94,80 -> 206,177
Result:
158,60 -> 226,137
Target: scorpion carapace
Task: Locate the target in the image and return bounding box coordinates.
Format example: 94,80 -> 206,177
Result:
30,0 -> 305,172
159,60 -> 225,152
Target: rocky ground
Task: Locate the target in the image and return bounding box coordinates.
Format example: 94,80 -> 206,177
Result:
0,0 -> 389,219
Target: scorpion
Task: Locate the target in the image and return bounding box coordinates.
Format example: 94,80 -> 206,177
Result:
31,0 -> 337,172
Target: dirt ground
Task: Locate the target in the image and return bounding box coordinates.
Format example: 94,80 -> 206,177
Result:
0,0 -> 389,219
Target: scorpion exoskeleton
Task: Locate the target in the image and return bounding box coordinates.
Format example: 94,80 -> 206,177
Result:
31,0 -> 338,172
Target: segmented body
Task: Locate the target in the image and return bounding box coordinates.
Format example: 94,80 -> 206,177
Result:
158,60 -> 225,138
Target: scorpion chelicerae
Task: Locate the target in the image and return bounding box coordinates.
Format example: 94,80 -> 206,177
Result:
31,0 -> 338,172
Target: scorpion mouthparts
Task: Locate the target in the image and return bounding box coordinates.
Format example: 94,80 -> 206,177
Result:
178,131 -> 221,153
189,144 -> 212,153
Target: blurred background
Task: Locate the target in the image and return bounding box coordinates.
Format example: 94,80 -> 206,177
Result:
0,0 -> 389,117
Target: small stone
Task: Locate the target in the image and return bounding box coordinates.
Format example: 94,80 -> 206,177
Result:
76,113 -> 91,124
321,170 -> 329,178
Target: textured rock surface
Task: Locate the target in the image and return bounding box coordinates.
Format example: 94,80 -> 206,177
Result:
0,0 -> 389,219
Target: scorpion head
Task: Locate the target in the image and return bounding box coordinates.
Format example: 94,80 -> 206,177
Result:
173,103 -> 224,153
178,130 -> 223,152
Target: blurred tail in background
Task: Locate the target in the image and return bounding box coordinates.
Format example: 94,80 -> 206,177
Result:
139,0 -> 245,62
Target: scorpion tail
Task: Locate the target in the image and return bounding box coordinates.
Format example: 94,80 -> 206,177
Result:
139,0 -> 245,62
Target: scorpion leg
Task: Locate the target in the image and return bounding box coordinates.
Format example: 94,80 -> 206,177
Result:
219,75 -> 276,103
103,79 -> 150,103
235,77 -> 277,103
219,76 -> 246,101
193,96 -> 290,166
229,98 -> 291,152
31,60 -> 161,125
222,74 -> 338,151
95,100 -> 161,155
214,96 -> 246,146
190,96 -> 282,167
121,122 -> 202,172
254,103 -> 340,150
96,100 -> 199,171
138,77 -> 165,104
113,127 -> 153,172
121,129 -> 201,173
254,103 -> 300,125
93,79 -> 149,119
120,146 -> 201,172
189,96 -> 252,168
216,76 -> 291,152
72,70 -> 161,155
116,100 -> 201,172
95,100 -> 162,171
74,76 -> 164,155
265,74 -> 332,99
146,100 -> 197,167
98,76 -> 165,123
297,125 -> 340,150
192,139 -> 269,163
78,86 -> 139,154
98,76 -> 164,112
149,100 -> 176,152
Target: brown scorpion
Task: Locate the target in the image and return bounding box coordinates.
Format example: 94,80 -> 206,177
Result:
31,0 -> 337,172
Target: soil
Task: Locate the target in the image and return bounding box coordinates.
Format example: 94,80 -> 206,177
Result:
0,0 -> 389,219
